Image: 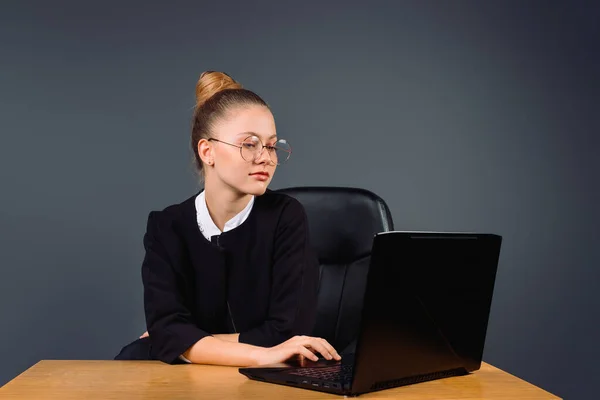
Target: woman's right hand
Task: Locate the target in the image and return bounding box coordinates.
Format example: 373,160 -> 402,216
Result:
253,335 -> 341,366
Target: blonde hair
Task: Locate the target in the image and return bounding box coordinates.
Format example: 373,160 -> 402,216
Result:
195,71 -> 243,110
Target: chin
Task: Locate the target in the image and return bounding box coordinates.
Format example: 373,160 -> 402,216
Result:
246,186 -> 269,196
243,181 -> 271,196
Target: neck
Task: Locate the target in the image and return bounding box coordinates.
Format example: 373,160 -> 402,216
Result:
203,177 -> 253,232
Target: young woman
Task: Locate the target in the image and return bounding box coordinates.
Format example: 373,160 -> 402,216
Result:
115,71 -> 340,366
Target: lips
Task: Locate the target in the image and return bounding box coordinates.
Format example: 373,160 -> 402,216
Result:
250,172 -> 270,178
250,171 -> 270,182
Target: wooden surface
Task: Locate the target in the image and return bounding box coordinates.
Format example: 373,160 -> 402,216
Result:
0,360 -> 560,399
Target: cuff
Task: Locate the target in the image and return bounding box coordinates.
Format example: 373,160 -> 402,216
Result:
179,354 -> 192,363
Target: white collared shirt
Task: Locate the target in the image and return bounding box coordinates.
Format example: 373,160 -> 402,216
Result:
179,190 -> 255,363
195,190 -> 255,241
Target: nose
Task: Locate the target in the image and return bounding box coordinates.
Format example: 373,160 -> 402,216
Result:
255,146 -> 274,165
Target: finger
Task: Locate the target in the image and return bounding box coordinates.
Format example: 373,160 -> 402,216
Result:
139,331 -> 149,339
297,345 -> 319,362
289,335 -> 305,343
305,339 -> 334,360
318,338 -> 341,360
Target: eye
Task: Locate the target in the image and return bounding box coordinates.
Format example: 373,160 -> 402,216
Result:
242,135 -> 261,148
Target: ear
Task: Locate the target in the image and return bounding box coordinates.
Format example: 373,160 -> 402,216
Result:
197,139 -> 213,166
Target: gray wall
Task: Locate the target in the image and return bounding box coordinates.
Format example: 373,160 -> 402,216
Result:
1,1 -> 598,398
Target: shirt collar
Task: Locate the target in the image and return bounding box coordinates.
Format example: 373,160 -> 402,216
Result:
195,190 -> 255,241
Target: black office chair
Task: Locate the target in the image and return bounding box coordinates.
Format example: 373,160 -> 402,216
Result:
276,186 -> 394,354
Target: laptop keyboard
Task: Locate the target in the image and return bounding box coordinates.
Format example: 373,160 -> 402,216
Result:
287,364 -> 353,383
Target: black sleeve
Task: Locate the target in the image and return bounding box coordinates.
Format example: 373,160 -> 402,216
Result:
238,198 -> 319,347
141,211 -> 211,364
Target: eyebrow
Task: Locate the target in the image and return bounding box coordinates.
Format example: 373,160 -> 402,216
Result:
237,131 -> 277,140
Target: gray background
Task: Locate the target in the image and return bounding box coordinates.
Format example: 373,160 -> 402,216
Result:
1,1 -> 598,398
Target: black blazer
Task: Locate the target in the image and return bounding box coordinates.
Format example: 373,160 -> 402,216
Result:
141,189 -> 319,364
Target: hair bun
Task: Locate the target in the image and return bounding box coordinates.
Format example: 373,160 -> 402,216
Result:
195,71 -> 242,110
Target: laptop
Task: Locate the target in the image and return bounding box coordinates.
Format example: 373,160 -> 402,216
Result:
239,231 -> 502,396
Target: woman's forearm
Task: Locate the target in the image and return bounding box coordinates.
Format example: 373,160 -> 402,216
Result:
213,333 -> 239,342
182,336 -> 262,366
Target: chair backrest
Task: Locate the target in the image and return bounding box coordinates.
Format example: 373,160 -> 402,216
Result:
276,186 -> 394,353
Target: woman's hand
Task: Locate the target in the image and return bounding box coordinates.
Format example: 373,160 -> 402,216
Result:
252,335 -> 341,365
139,331 -> 149,339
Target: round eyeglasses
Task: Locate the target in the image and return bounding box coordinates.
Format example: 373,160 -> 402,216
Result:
208,135 -> 292,165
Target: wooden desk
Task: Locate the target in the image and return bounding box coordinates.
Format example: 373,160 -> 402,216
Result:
0,360 -> 560,399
